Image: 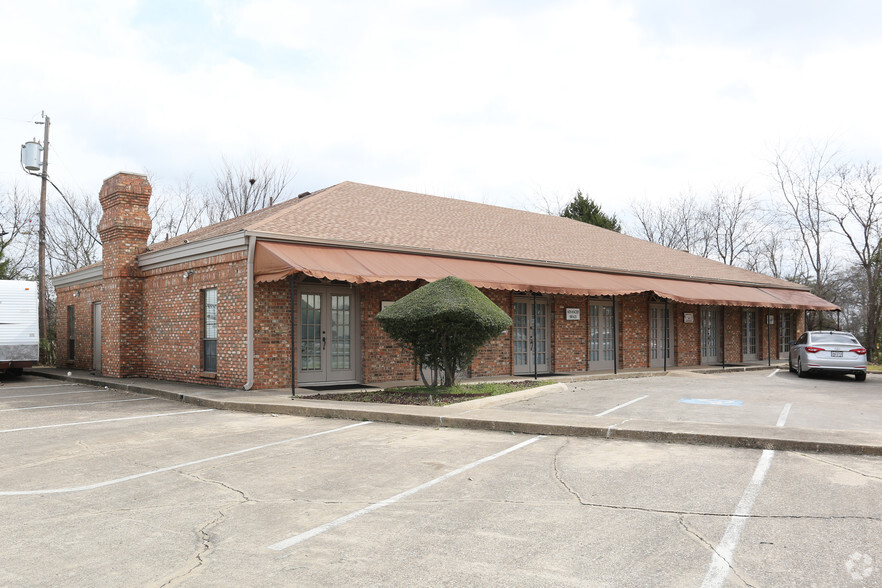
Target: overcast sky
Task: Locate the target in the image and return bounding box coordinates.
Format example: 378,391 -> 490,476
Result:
3,0 -> 881,225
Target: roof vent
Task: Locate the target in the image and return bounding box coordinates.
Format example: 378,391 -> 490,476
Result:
298,191 -> 310,199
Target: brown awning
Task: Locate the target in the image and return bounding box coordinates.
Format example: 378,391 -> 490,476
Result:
254,241 -> 839,310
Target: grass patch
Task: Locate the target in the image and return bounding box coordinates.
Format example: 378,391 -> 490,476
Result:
868,363 -> 882,373
305,380 -> 555,406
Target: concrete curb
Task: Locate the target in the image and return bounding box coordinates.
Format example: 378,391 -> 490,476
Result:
25,369 -> 882,456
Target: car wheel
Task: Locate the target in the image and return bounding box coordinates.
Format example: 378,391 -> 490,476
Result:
797,357 -> 807,378
855,372 -> 867,382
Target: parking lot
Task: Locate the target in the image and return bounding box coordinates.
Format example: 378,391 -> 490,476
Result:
1,373 -> 880,587
508,368 -> 882,432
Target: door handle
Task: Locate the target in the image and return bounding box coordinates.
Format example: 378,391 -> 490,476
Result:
322,336 -> 326,350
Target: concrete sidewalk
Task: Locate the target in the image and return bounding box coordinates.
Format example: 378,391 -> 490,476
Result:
25,366 -> 882,456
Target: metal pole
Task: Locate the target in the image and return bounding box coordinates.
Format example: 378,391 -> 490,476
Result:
37,114 -> 49,363
767,311 -> 771,367
612,296 -> 618,375
663,299 -> 668,372
290,275 -> 296,398
837,309 -> 841,330
721,306 -> 726,369
532,292 -> 538,380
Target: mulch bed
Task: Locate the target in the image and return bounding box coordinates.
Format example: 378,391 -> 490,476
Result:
305,390 -> 490,405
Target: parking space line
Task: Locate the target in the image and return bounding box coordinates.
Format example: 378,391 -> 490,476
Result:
0,409 -> 216,434
268,435 -> 545,551
0,383 -> 80,392
767,369 -> 781,377
0,397 -> 153,412
595,395 -> 649,417
0,421 -> 372,496
701,404 -> 791,588
0,390 -> 104,400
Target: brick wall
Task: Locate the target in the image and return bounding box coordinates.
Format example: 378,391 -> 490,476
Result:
140,252 -> 248,388
55,278 -> 104,371
677,304 -> 701,366
723,307 -> 742,364
471,289 -> 514,377
361,281 -> 420,383
621,294 -> 650,368
553,295 -> 587,373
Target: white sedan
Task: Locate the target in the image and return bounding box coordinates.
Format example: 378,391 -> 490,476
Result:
789,331 -> 868,382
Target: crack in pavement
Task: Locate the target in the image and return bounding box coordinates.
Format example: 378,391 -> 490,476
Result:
551,442 -> 882,523
797,453 -> 882,481
159,510 -> 226,588
678,515 -> 757,588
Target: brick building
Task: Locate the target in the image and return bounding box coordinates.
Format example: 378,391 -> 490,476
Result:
53,173 -> 837,390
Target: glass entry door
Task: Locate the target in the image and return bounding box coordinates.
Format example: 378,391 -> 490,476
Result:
589,301 -> 615,370
299,286 -> 357,384
743,310 -> 758,361
649,304 -> 672,368
701,308 -> 720,364
513,297 -> 548,375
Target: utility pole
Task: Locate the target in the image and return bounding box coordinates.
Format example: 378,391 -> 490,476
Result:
36,113 -> 50,362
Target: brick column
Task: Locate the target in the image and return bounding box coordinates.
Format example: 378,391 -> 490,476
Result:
97,173 -> 152,377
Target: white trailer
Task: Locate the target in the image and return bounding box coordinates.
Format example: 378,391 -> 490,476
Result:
0,280 -> 39,376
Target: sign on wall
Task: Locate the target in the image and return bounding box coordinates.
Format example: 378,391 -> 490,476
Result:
683,312 -> 694,323
565,307 -> 580,321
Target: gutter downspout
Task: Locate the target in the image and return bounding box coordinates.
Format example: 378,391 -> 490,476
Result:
243,234 -> 256,390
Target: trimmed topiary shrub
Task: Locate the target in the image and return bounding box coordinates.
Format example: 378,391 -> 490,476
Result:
376,276 -> 512,387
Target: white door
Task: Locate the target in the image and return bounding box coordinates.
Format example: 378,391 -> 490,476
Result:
589,301 -> 615,371
92,302 -> 102,372
701,308 -> 721,364
743,310 -> 758,361
649,304 -> 672,368
513,297 -> 548,375
298,286 -> 358,384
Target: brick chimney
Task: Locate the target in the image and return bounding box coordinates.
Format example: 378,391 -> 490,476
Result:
97,172 -> 152,377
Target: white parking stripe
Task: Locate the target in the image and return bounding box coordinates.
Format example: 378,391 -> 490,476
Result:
0,397 -> 152,412
0,390 -> 104,399
0,421 -> 372,496
0,409 -> 215,434
595,395 -> 649,417
268,435 -> 545,551
701,404 -> 791,588
0,383 -> 80,392
776,403 -> 792,427
767,369 -> 780,378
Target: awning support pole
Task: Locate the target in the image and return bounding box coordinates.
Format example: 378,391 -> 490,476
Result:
767,310 -> 772,367
837,309 -> 841,330
532,292 -> 538,380
290,275 -> 296,398
612,295 -> 618,375
721,306 -> 726,369
663,298 -> 668,372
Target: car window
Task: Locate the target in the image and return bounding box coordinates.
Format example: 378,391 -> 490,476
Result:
811,333 -> 859,345
797,333 -> 808,345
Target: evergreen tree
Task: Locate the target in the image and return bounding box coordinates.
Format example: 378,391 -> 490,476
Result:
560,190 -> 621,232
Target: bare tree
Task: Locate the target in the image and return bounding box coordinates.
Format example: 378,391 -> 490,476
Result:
0,182 -> 38,279
771,142 -> 838,297
827,161 -> 882,359
206,156 -> 296,224
45,189 -> 102,276
706,185 -> 767,266
630,190 -> 712,257
148,174 -> 209,244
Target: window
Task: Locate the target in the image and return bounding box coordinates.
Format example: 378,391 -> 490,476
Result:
203,288 -> 218,372
67,306 -> 75,360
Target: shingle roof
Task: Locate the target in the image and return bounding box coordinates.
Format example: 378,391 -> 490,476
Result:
148,181 -> 801,290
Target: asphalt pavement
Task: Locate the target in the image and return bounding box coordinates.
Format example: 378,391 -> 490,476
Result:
23,365 -> 882,456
